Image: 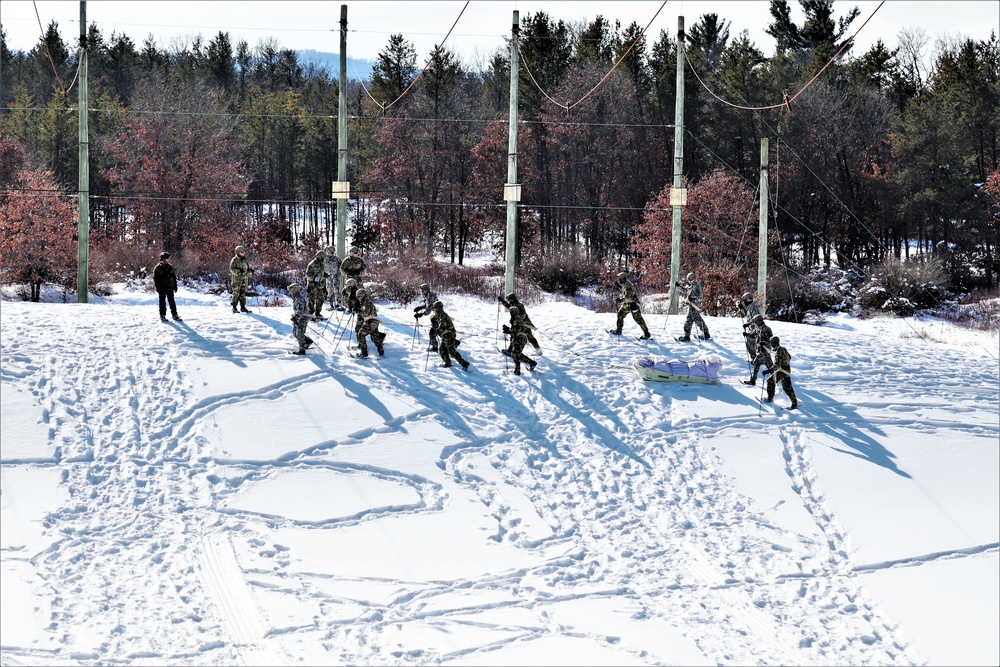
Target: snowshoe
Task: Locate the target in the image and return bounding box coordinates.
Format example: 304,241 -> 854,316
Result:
676,335 -> 691,342
607,329 -> 623,336
741,379 -> 756,386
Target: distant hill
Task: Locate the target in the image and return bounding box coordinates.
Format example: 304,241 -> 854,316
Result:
297,49 -> 374,81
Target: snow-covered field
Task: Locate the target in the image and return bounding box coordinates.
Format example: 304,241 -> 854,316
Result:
1,285 -> 998,666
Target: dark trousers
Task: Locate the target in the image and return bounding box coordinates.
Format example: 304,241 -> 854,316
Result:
158,290 -> 178,318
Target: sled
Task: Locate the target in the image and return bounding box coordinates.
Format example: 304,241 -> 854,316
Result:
633,355 -> 722,384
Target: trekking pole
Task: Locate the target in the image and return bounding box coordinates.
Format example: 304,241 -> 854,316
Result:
411,318 -> 420,350
758,377 -> 766,417
424,338 -> 433,371
334,311 -> 355,353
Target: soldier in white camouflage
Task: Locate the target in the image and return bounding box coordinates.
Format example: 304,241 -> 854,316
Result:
763,336 -> 798,409
305,251 -> 327,319
288,284 -> 314,354
502,306 -> 537,375
354,288 -> 385,358
323,246 -> 342,311
413,283 -> 440,351
430,301 -> 469,370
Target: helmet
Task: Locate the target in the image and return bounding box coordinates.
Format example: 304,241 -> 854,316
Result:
346,278 -> 357,287
509,305 -> 520,314
356,288 -> 367,299
505,292 -> 517,301
433,300 -> 443,311
235,245 -> 246,254
159,251 -> 170,260
770,335 -> 780,346
616,271 -> 627,280
316,250 -> 325,259
325,246 -> 336,256
349,246 -> 360,255
420,283 -> 430,291
741,292 -> 753,302
752,314 -> 764,324
686,272 -> 696,281
287,283 -> 301,295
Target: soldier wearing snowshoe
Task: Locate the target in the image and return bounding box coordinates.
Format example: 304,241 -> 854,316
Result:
611,272 -> 651,339
288,283 -> 314,354
742,314 -> 774,385
677,271 -> 710,341
305,251 -> 328,319
738,292 -> 761,359
498,292 -> 539,350
230,246 -> 253,313
762,336 -> 797,409
430,301 -> 469,370
323,246 -> 342,311
340,246 -> 366,289
342,278 -> 361,313
502,306 -> 537,375
152,252 -> 181,321
413,283 -> 440,351
354,288 -> 385,358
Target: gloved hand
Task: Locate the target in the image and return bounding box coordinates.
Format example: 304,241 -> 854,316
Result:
502,325 -> 511,335
497,295 -> 505,304
249,267 -> 255,274
414,313 -> 422,319
762,369 -> 771,377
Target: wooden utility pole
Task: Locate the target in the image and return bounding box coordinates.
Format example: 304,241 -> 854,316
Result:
503,11 -> 521,297
77,0 -> 90,303
667,16 -> 686,315
333,5 -> 350,257
758,138 -> 769,307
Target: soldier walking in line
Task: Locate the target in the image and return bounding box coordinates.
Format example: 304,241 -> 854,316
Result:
742,313 -> 774,386
498,292 -> 540,351
287,283 -> 314,354
610,271 -> 652,339
153,251 -> 182,321
738,292 -> 761,359
230,245 -> 254,313
762,335 -> 798,409
340,246 -> 366,290
342,278 -> 361,313
676,271 -> 710,341
305,250 -> 327,320
354,288 -> 385,358
323,246 -> 342,311
502,305 -> 537,375
413,283 -> 440,352
430,301 -> 469,370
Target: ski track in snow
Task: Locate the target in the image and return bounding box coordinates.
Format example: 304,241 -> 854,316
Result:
1,300 -> 996,665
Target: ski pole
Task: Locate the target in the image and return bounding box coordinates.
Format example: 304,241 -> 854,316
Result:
411,318 -> 419,351
424,337 -> 433,371
758,377 -> 766,417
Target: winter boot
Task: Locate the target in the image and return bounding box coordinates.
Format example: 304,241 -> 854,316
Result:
789,400 -> 798,410
527,360 -> 538,371
638,331 -> 652,340
677,335 -> 691,342
304,336 -> 314,350
232,305 -> 238,313
609,329 -> 622,335
440,362 -> 452,368
513,368 -> 521,375
703,331 -> 711,340
427,344 -> 438,352
240,306 -> 250,313
741,379 -> 756,386
293,348 -> 307,355
172,314 -> 182,321
460,360 -> 470,371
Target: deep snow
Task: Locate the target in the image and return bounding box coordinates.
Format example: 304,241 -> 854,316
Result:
1,284 -> 998,666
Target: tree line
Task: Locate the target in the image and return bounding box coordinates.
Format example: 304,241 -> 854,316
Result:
1,0 -> 998,302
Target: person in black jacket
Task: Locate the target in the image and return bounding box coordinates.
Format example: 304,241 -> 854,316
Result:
152,252 -> 181,321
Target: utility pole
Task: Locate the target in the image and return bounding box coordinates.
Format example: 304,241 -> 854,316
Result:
503,11 -> 521,297
667,16 -> 686,315
758,138 -> 769,307
332,5 -> 350,257
77,0 -> 90,303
